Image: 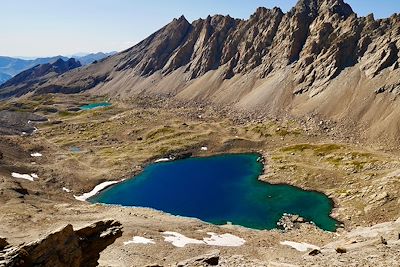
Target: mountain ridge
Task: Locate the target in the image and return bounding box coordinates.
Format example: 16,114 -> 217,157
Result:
0,52 -> 116,85
1,0 -> 400,143
25,0 -> 399,91
0,58 -> 81,98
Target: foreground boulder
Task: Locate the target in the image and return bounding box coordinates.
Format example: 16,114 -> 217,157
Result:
176,250 -> 220,267
0,220 -> 122,267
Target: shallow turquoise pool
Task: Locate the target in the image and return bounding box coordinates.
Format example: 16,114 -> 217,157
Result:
79,102 -> 111,110
90,153 -> 338,231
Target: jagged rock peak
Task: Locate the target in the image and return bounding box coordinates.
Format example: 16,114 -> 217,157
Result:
53,58 -> 82,70
174,15 -> 189,23
168,14 -> 190,29
251,6 -> 284,19
293,0 -> 354,18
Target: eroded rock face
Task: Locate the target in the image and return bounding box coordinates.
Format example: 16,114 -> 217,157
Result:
23,0 -> 398,99
0,220 -> 122,267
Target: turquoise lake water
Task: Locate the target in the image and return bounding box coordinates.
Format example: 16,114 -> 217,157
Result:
90,153 -> 338,231
79,102 -> 111,110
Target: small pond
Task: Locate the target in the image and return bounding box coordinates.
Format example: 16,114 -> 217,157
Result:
79,102 -> 111,110
90,153 -> 338,231
70,146 -> 81,153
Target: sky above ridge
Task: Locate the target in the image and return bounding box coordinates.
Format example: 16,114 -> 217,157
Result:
1,0 -> 399,58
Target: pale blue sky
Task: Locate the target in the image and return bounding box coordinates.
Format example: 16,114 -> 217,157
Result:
1,0 -> 399,57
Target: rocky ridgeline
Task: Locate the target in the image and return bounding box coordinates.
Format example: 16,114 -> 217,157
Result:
117,0 -> 399,85
0,220 -> 122,267
70,1 -> 399,91
1,0 -> 399,99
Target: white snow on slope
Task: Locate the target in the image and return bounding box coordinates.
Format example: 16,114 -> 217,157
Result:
124,236 -> 155,245
74,181 -> 120,201
203,232 -> 246,247
11,172 -> 38,181
163,231 -> 246,248
280,241 -> 320,252
163,232 -> 205,247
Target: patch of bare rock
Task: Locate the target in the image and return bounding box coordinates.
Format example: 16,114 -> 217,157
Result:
0,220 -> 122,267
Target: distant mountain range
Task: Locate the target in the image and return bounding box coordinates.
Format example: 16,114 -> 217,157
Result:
69,52 -> 117,65
0,52 -> 116,85
0,58 -> 82,98
0,73 -> 12,85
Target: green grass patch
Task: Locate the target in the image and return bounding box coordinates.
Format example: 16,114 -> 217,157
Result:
249,125 -> 272,137
313,144 -> 342,156
350,151 -> 373,158
275,128 -> 301,136
281,144 -> 314,152
326,156 -> 344,166
58,111 -> 77,117
351,161 -> 366,171
146,127 -> 176,140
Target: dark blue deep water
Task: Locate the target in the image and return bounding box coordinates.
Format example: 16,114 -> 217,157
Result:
90,154 -> 337,231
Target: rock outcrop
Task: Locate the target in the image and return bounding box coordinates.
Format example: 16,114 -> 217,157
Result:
0,220 -> 122,267
0,238 -> 9,251
176,250 -> 220,267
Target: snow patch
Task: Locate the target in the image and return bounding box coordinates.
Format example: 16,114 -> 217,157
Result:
11,172 -> 36,181
30,152 -> 43,157
154,156 -> 174,163
163,232 -> 205,247
163,231 -> 246,248
154,158 -> 171,163
203,232 -> 246,247
62,187 -> 71,193
74,180 -> 120,201
124,236 -> 155,245
280,241 -> 320,252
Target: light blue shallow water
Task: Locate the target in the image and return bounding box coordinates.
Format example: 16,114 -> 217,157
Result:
79,102 -> 111,110
90,153 -> 338,231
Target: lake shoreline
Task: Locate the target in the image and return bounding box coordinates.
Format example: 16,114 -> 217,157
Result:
88,152 -> 339,231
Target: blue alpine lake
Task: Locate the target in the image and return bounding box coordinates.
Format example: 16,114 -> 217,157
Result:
79,102 -> 111,110
90,153 -> 338,231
